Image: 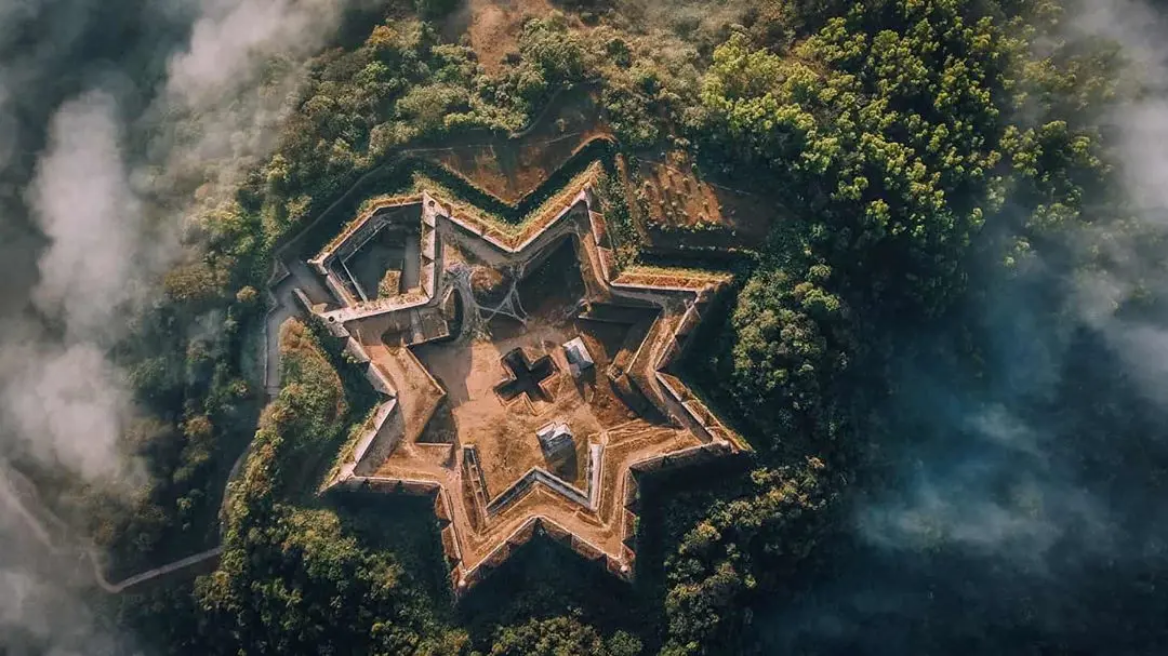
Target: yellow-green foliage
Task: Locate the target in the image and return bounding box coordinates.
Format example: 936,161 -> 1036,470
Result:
620,264 -> 731,284
225,319 -> 346,512
275,319 -> 348,445
488,615 -> 642,656
411,173 -> 512,227
410,162 -> 601,239
516,163 -> 602,232
321,406 -> 380,493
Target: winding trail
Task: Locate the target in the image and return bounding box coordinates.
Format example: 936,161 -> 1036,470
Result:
0,460 -> 222,594
88,547 -> 223,594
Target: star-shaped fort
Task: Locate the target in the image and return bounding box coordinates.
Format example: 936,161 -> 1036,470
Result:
274,165 -> 748,596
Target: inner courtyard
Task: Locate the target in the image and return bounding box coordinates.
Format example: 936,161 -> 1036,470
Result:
304,183 -> 743,593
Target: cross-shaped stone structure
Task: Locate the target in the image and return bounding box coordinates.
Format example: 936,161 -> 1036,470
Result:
494,348 -> 556,403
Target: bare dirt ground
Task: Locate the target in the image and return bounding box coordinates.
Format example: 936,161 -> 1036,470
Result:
411,245 -> 637,493
442,0 -> 557,74
630,150 -> 782,251
416,87 -> 612,204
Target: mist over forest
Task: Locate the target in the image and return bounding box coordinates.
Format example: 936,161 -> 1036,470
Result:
756,3 -> 1168,652
1,0 -> 1167,654
0,0 -> 367,651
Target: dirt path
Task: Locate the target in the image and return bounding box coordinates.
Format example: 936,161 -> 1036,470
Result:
0,460 -> 222,595
89,547 -> 223,594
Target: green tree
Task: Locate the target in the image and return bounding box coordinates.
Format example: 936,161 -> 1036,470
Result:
697,2 -> 1107,316
661,462 -> 836,655
487,616 -> 641,656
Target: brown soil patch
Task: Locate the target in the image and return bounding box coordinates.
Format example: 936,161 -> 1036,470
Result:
411,242 -> 641,495
413,87 -> 611,204
630,150 -> 782,251
414,326 -> 594,493
442,0 -> 556,74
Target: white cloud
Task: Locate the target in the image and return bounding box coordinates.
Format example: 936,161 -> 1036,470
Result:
29,91 -> 144,343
